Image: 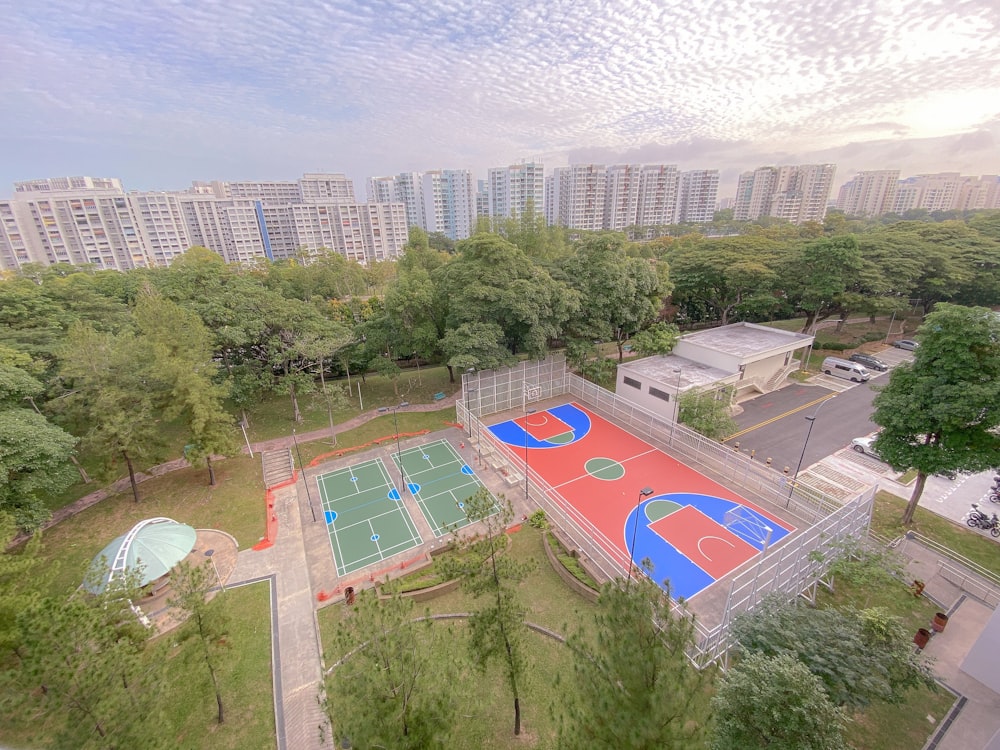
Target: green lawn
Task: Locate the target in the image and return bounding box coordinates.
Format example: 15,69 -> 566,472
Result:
872,491 -> 1000,579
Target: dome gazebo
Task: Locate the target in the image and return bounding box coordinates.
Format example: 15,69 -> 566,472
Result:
84,517 -> 197,594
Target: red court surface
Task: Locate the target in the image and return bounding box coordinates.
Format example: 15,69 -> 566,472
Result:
488,402 -> 794,599
649,506 -> 758,579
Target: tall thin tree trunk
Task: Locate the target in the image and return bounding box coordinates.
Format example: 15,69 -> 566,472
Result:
123,451 -> 140,503
290,382 -> 302,423
207,456 -> 216,487
901,472 -> 928,525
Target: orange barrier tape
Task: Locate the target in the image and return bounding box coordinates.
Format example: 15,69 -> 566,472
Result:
252,470 -> 298,551
308,430 -> 431,466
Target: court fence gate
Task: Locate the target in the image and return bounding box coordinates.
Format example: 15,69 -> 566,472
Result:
458,355 -> 876,668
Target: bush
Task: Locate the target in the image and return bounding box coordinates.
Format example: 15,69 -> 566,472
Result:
815,341 -> 852,351
546,533 -> 598,589
527,509 -> 548,529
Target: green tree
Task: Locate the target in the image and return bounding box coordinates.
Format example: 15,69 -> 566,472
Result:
784,236 -> 864,332
444,491 -> 531,736
871,303 -> 1000,524
440,322 -> 515,374
557,576 -> 711,748
710,652 -> 847,750
630,321 -> 681,356
169,561 -> 229,724
678,387 -> 737,440
559,234 -> 662,360
16,573 -> 166,749
58,323 -> 167,503
327,590 -> 451,749
731,596 -> 932,708
0,360 -> 78,530
434,234 -> 579,359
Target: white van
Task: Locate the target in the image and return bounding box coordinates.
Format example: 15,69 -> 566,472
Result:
821,356 -> 870,382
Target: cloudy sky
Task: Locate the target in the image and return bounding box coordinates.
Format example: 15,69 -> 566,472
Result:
2,0 -> 999,199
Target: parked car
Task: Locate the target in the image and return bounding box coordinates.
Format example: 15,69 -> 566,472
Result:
893,339 -> 919,350
849,352 -> 889,372
851,436 -> 882,459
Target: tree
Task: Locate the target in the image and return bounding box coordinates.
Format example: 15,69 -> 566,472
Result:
784,236 -> 864,332
0,360 -> 78,530
678,387 -> 737,440
169,561 -> 228,724
630,321 -> 681,356
871,303 -> 1000,524
731,596 -> 932,708
557,575 -> 711,748
434,234 -> 579,359
16,573 -> 168,749
440,322 -> 515,375
559,234 -> 663,360
710,652 -> 847,750
326,590 -> 451,749
443,490 -> 531,736
58,323 -> 167,503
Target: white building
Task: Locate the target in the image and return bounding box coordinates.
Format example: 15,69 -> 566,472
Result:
615,323 -> 815,421
835,170 -> 900,217
421,169 -> 475,240
733,165 -> 835,224
677,170 -> 720,223
487,161 -> 545,219
545,164 -> 606,230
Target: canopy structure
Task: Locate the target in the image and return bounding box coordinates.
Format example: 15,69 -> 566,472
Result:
85,517 -> 197,594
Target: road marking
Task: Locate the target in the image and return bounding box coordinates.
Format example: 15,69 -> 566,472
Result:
724,393 -> 837,442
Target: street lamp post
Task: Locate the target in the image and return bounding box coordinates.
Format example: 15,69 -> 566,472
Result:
292,428 -> 317,523
627,486 -> 655,589
524,409 -> 536,503
204,548 -> 225,592
787,396 -> 835,507
390,402 -> 410,495
669,367 -> 683,445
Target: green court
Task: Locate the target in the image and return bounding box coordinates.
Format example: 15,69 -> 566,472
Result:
389,439 -> 497,536
317,458 -> 422,577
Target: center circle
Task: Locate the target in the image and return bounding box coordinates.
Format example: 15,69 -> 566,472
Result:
584,457 -> 625,481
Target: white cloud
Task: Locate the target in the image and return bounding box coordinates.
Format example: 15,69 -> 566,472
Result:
1,0 -> 998,194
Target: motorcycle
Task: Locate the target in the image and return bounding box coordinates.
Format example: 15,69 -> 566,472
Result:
966,504 -> 1000,537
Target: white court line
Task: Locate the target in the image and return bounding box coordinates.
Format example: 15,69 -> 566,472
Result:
548,448 -> 659,492
697,535 -> 735,562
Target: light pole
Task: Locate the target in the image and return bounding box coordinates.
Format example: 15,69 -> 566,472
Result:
669,367 -> 683,445
524,409 -> 536,503
391,402 -> 410,495
292,428 -> 317,522
627,486 -> 655,589
204,548 -> 225,592
787,396 -> 834,507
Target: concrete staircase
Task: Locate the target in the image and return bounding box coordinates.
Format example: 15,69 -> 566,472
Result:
261,449 -> 295,488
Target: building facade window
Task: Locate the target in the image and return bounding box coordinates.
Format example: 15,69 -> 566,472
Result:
623,376 -> 641,389
648,386 -> 671,402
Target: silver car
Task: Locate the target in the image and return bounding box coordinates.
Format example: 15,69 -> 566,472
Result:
893,339 -> 919,350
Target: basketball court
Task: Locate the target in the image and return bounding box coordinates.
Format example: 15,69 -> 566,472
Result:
488,402 -> 795,600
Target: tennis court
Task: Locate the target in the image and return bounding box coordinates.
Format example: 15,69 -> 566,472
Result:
488,403 -> 795,600
316,458 -> 423,576
389,438 -> 497,536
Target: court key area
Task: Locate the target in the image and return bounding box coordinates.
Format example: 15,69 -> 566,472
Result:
316,441 -> 496,576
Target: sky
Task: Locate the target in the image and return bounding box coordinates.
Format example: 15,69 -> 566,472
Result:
2,0 -> 999,200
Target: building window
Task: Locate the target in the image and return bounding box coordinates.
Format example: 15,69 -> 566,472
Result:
623,376 -> 641,389
648,386 -> 671,402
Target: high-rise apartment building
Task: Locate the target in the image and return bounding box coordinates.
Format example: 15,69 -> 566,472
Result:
366,172 -> 423,229
677,170 -> 721,223
835,170 -> 900,217
636,165 -> 682,227
0,174 -> 403,271
420,170 -> 474,240
890,173 -> 1000,214
487,162 -> 544,219
545,164 -> 607,230
733,164 -> 835,224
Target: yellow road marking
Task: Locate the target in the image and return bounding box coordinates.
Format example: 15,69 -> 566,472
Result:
723,393 -> 837,442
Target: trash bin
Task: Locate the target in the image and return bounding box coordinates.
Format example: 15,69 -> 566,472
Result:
932,612 -> 949,633
914,628 -> 931,649
344,586 -> 355,606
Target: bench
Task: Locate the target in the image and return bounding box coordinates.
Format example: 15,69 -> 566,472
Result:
433,392 -> 446,401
